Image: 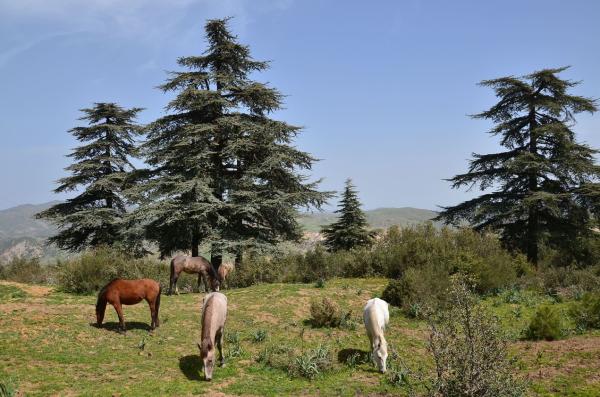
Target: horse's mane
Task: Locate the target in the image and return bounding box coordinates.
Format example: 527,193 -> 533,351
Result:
207,263 -> 219,280
96,278 -> 118,311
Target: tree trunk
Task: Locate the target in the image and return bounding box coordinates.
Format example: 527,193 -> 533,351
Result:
191,229 -> 200,257
211,244 -> 222,271
527,106 -> 539,266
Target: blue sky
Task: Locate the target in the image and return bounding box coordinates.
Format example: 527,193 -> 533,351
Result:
1,0 -> 599,211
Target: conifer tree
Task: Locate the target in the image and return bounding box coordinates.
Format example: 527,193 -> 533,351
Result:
130,18 -> 329,265
36,103 -> 143,252
322,179 -> 373,251
437,67 -> 600,265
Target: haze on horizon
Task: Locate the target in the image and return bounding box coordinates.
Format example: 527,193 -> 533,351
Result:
1,0 -> 599,212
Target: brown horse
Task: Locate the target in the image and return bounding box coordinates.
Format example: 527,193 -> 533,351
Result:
198,292 -> 227,380
217,262 -> 235,289
169,255 -> 220,295
96,278 -> 161,333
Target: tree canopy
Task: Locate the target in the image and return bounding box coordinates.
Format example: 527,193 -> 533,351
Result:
36,103 -> 143,252
322,178 -> 373,251
129,18 -> 329,264
437,67 -> 600,264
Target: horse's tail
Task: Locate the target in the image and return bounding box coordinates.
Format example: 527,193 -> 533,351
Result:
169,258 -> 175,295
156,284 -> 162,317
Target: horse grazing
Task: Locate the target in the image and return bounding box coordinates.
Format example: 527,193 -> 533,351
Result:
96,278 -> 161,333
169,255 -> 220,295
198,292 -> 227,381
363,297 -> 390,373
217,262 -> 235,289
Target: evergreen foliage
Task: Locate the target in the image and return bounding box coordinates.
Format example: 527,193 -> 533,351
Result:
322,178 -> 373,251
36,103 -> 143,252
129,18 -> 329,263
437,67 -> 600,265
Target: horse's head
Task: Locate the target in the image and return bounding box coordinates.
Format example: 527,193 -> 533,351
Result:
210,276 -> 221,292
198,340 -> 216,381
373,338 -> 388,373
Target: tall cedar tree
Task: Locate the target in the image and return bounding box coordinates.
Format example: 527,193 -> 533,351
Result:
36,103 -> 143,252
130,18 -> 329,266
322,179 -> 373,251
436,67 -> 600,265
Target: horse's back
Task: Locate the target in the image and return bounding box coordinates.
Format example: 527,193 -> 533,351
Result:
202,292 -> 228,326
219,262 -> 234,277
105,279 -> 160,303
363,298 -> 389,333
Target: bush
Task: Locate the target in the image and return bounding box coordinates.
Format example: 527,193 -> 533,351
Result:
381,279 -> 403,308
290,345 -> 332,380
525,305 -> 564,341
252,329 -> 268,343
569,293 -> 600,331
0,256 -> 56,284
54,247 -> 173,294
532,265 -> 600,298
428,277 -> 525,396
309,297 -> 344,327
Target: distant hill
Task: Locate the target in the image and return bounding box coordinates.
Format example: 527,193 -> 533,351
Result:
0,201 -> 59,239
0,202 -> 61,261
0,202 -> 439,260
297,207 -> 440,232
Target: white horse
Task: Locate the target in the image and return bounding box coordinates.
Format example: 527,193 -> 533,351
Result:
363,297 -> 390,373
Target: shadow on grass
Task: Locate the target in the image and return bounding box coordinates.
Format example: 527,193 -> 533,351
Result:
337,348 -> 371,365
179,354 -> 203,381
93,321 -> 153,333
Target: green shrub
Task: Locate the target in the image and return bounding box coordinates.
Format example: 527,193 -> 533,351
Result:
531,265 -> 600,298
226,331 -> 243,358
314,278 -> 326,288
0,256 -> 56,284
0,378 -> 17,397
569,293 -> 600,331
381,279 -> 403,308
252,329 -> 268,343
309,297 -> 345,327
290,345 -> 332,379
54,247 -> 175,294
525,305 -> 564,341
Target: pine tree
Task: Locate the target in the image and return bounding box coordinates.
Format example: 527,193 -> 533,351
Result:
437,67 -> 600,265
322,179 -> 373,251
130,18 -> 329,265
36,103 -> 143,252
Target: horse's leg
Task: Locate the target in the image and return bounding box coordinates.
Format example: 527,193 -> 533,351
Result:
170,270 -> 180,296
113,300 -> 126,333
197,273 -> 203,293
148,299 -> 157,330
203,273 -> 210,292
217,328 -> 225,367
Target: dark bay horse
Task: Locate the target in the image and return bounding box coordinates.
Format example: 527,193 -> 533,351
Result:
198,292 -> 227,380
96,278 -> 161,333
169,255 -> 220,295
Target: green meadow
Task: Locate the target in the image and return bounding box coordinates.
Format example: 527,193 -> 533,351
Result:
1,279 -> 599,396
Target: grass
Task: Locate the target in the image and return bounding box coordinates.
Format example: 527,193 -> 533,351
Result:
1,278 -> 599,396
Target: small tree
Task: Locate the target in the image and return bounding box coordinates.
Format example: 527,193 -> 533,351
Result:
322,178 -> 373,251
36,103 -> 143,252
437,67 -> 600,265
428,277 -> 525,397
